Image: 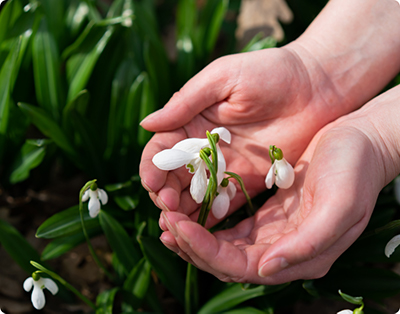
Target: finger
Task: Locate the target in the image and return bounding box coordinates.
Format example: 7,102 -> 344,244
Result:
163,211 -> 267,282
139,129 -> 188,193
140,57 -> 239,132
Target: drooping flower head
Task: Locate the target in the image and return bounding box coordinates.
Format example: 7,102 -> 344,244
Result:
212,178 -> 237,219
23,273 -> 58,310
265,145 -> 295,189
152,127 -> 231,203
82,182 -> 108,218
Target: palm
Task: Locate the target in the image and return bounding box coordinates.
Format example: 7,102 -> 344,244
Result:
160,121 -> 382,284
140,47 -> 342,218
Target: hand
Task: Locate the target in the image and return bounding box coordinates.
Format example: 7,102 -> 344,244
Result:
140,46 -> 349,225
158,85 -> 400,284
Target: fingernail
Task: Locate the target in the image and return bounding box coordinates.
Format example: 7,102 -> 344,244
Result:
258,257 -> 289,277
175,221 -> 191,244
140,109 -> 161,125
162,212 -> 177,237
141,179 -> 153,193
156,197 -> 170,212
160,237 -> 180,254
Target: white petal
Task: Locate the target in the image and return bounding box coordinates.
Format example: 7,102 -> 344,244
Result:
212,190 -> 230,219
226,181 -> 237,200
172,138 -> 208,153
216,145 -> 226,185
337,310 -> 353,314
265,162 -> 275,189
190,162 -> 207,203
31,283 -> 46,310
98,189 -> 108,205
394,176 -> 400,205
0,308 -> 6,314
82,189 -> 90,202
212,127 -> 231,144
23,277 -> 33,292
152,149 -> 198,171
88,196 -> 101,218
385,234 -> 400,258
395,308 -> 400,314
42,278 -> 58,295
275,159 -> 295,189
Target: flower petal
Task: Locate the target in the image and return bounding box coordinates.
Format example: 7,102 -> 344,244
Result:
275,159 -> 295,189
265,162 -> 275,189
212,127 -> 231,144
385,234 -> 400,258
190,162 -> 207,203
226,181 -> 237,200
172,138 -> 208,153
216,145 -> 226,185
23,277 -> 33,292
31,283 -> 46,310
98,189 -> 108,205
152,149 -> 198,171
43,278 -> 58,295
88,196 -> 101,218
337,310 -> 353,314
212,190 -> 230,219
82,189 -> 90,202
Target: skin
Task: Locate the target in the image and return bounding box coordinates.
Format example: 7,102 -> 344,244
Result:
139,0 -> 400,284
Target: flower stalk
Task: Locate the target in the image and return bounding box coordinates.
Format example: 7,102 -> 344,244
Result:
79,180 -> 113,280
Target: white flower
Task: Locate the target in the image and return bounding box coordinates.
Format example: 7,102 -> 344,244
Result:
385,234 -> 400,258
337,310 -> 353,314
0,309 -> 5,314
395,309 -> 400,314
152,127 -> 231,203
23,276 -> 58,310
265,158 -> 295,189
82,187 -> 108,218
212,181 -> 237,219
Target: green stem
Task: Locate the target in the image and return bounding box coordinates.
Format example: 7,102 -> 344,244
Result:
185,263 -> 198,314
225,171 -> 255,216
79,180 -> 114,280
31,261 -> 96,310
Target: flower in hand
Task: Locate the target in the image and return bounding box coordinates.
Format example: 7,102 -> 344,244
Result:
265,145 -> 295,189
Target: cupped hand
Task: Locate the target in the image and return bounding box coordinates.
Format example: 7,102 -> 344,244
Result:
158,98 -> 395,284
140,45 -> 350,223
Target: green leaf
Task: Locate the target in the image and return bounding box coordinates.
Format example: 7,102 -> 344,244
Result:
198,283 -> 289,314
32,17 -> 64,120
36,205 -> 100,239
241,35 -> 277,53
123,257 -> 151,308
41,226 -> 100,260
0,38 -> 21,161
17,102 -> 77,157
138,235 -> 186,304
0,219 -> 40,274
114,195 -> 139,211
338,290 -> 364,305
9,139 -> 50,184
0,0 -> 23,45
137,73 -> 155,146
66,25 -> 114,102
96,287 -> 119,314
99,210 -> 141,275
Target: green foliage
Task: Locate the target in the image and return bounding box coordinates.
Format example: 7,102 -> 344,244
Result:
2,0 -> 400,313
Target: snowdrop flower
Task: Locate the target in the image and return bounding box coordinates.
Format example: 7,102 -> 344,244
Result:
82,183 -> 108,218
395,309 -> 400,314
23,275 -> 58,310
337,310 -> 353,314
265,146 -> 294,189
0,309 -> 5,314
212,179 -> 237,219
152,127 -> 231,203
385,234 -> 400,258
